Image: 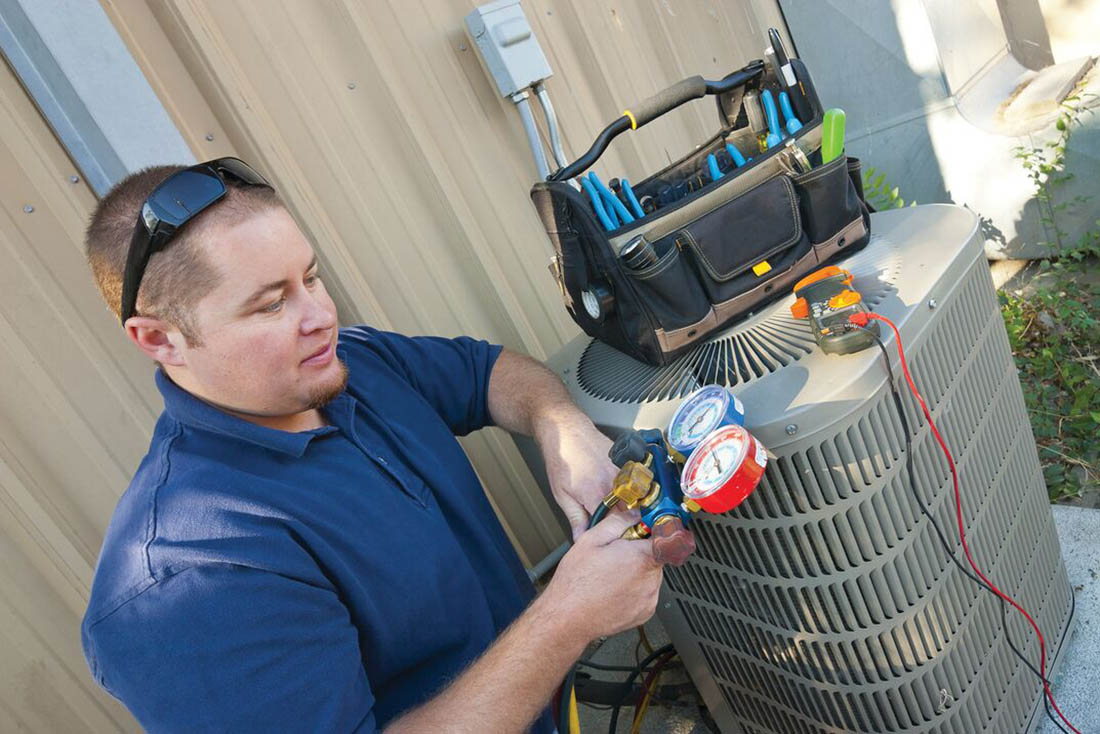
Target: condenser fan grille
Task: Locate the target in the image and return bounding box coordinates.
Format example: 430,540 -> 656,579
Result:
577,236 -> 901,403
661,259 -> 1073,733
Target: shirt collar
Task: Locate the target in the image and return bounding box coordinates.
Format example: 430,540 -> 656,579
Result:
156,369 -> 349,457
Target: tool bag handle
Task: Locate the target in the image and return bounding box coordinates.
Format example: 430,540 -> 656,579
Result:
548,61 -> 764,182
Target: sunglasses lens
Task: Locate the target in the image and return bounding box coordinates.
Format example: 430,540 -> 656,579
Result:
146,169 -> 227,227
212,158 -> 270,187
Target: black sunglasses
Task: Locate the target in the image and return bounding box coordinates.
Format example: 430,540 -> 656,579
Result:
120,157 -> 272,324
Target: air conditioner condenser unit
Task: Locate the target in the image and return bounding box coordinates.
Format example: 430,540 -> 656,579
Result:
530,204 -> 1074,733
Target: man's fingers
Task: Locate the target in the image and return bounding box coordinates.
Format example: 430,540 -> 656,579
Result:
557,497 -> 589,542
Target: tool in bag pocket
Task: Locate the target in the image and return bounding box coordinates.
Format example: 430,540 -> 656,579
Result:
531,39 -> 870,367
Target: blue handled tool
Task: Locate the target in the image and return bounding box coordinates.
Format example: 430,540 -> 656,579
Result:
725,143 -> 749,168
581,175 -> 615,232
778,91 -> 802,135
620,178 -> 645,219
707,153 -> 722,182
761,89 -> 783,149
589,172 -> 633,226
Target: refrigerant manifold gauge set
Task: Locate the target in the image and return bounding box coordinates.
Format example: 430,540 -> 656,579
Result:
596,385 -> 767,567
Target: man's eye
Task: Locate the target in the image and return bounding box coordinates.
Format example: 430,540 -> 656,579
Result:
261,297 -> 285,313
305,273 -> 320,287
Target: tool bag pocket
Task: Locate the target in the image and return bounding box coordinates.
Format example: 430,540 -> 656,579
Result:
676,175 -> 810,304
622,238 -> 712,333
791,155 -> 871,261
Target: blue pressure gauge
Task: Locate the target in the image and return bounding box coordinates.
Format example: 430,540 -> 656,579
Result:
667,385 -> 745,456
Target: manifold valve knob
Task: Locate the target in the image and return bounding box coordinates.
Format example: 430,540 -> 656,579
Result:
650,516 -> 696,567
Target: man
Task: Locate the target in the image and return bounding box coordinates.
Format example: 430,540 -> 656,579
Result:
80,158 -> 663,733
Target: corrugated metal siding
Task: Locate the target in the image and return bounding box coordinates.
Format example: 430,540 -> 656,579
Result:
3,1 -> 785,729
0,54 -> 145,732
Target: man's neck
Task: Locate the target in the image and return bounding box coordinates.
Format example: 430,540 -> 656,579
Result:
162,367 -> 327,433
223,406 -> 327,433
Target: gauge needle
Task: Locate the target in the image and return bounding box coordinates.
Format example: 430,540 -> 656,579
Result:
689,413 -> 705,432
711,452 -> 722,474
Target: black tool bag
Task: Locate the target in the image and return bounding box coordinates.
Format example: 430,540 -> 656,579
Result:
531,60 -> 870,366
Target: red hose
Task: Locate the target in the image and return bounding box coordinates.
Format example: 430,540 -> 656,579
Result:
849,311 -> 1079,734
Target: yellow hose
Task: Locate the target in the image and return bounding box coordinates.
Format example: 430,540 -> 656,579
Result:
569,684 -> 580,734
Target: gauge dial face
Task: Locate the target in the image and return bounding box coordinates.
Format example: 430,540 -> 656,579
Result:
669,394 -> 724,448
682,427 -> 747,499
668,386 -> 735,451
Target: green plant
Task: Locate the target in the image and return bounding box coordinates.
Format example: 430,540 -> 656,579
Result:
1003,90 -> 1100,501
1013,92 -> 1096,251
862,167 -> 915,210
999,232 -> 1100,501
864,90 -> 1099,502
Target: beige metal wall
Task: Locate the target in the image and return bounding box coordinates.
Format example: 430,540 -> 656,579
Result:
0,55 -> 150,732
2,1 -> 783,729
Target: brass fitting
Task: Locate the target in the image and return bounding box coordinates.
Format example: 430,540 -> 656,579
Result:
604,459 -> 655,510
681,498 -> 702,514
620,522 -> 651,540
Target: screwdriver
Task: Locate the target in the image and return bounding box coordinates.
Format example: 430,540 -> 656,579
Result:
821,108 -> 846,164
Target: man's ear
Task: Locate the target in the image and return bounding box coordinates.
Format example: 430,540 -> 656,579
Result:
125,316 -> 187,366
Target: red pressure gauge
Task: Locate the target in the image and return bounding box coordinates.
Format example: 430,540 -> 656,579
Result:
680,425 -> 767,513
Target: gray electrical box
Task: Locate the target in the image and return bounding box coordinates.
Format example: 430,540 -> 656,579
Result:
464,0 -> 552,97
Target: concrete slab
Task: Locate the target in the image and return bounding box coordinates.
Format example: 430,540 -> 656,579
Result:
1035,505 -> 1100,734
577,505 -> 1099,733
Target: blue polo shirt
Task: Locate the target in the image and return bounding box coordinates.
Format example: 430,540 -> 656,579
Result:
81,327 -> 554,733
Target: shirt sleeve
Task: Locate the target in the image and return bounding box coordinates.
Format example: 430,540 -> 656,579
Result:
343,327 -> 503,436
83,564 -> 378,734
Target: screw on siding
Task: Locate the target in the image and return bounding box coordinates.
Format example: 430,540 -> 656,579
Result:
785,424 -> 798,436
347,82 -> 356,89
23,204 -> 34,213
928,299 -> 938,309
664,602 -> 671,609
69,175 -> 80,184
205,133 -> 215,141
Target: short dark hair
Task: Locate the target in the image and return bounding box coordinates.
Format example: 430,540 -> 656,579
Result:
85,165 -> 284,345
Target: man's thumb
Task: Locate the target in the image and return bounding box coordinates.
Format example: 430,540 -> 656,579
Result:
583,510 -> 635,545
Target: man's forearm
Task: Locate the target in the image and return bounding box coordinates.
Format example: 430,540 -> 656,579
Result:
384,591 -> 584,733
487,349 -> 588,437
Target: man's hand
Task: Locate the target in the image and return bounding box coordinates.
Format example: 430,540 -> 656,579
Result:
487,350 -> 628,539
535,410 -> 620,540
542,512 -> 664,638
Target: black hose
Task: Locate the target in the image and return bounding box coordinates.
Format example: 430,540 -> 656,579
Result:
558,502 -> 615,732
607,644 -> 676,733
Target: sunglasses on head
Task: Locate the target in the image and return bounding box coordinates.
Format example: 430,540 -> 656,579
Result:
120,157 -> 273,324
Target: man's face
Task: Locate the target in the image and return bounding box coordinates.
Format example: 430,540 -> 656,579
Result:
169,207 -> 345,418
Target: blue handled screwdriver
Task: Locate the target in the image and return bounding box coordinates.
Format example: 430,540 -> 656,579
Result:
779,92 -> 803,135
761,89 -> 783,149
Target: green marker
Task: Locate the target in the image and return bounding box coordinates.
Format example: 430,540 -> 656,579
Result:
821,108 -> 846,164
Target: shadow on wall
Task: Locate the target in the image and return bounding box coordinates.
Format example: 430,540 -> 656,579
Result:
778,0 -> 949,206
779,0 -> 1100,260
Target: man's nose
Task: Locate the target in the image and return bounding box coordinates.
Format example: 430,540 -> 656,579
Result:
300,288 -> 336,333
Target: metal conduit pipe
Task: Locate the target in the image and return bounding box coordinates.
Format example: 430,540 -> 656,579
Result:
533,82 -> 568,169
511,90 -> 550,181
